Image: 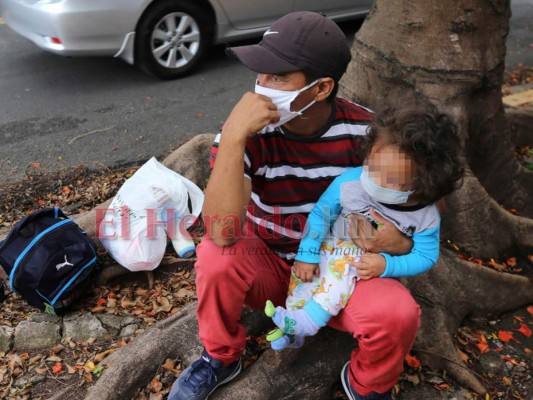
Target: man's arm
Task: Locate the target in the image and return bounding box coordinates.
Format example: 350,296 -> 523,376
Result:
202,92 -> 278,247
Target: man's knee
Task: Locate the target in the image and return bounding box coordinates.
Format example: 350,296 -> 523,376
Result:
195,237 -> 241,279
349,278 -> 420,333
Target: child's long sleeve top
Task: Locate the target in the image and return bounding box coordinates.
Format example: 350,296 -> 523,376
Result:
296,167 -> 440,278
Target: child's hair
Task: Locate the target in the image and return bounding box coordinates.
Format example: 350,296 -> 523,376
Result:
363,105 -> 465,205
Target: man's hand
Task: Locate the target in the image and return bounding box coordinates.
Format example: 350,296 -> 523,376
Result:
293,261 -> 320,283
348,209 -> 413,255
221,92 -> 280,141
356,253 -> 386,280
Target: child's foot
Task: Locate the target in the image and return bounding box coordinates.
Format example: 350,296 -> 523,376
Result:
266,328 -> 305,351
264,300 -> 320,336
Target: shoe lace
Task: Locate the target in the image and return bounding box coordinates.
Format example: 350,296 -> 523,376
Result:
184,358 -> 216,390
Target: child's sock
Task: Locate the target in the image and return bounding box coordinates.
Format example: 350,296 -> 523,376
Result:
266,328 -> 305,351
265,300 -> 330,337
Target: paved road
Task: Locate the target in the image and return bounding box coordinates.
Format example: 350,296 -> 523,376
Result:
0,20 -> 258,184
0,2 -> 531,184
506,0 -> 533,69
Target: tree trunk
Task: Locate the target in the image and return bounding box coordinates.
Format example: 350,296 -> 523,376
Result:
78,2 -> 533,398
339,0 -> 533,393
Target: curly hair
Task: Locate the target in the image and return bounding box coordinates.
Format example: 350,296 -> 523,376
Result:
363,105 -> 465,205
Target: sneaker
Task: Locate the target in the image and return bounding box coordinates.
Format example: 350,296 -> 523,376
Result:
168,350 -> 242,400
341,362 -> 392,400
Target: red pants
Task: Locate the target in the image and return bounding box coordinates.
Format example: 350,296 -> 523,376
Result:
195,232 -> 421,396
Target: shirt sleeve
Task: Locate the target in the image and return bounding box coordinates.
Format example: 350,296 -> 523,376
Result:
380,224 -> 440,278
296,171 -> 355,264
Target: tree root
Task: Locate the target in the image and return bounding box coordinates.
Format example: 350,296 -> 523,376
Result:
403,249 -> 533,394
441,170 -> 533,257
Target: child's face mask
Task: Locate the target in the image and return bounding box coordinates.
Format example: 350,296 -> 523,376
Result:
254,79 -> 320,128
360,168 -> 414,204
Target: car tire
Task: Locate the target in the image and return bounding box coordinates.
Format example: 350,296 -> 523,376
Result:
135,0 -> 213,79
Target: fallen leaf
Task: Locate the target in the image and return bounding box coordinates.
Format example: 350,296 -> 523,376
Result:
405,373 -> 420,385
502,376 -> 512,386
498,330 -> 519,343
516,323 -> 532,338
32,162 -> 40,168
404,353 -> 421,368
506,257 -> 517,267
84,361 -> 96,373
52,362 -> 63,374
94,349 -> 115,362
475,332 -> 490,354
65,362 -> 76,374
162,359 -> 176,371
35,367 -> 48,375
527,306 -> 533,316
45,355 -> 62,362
150,376 -> 163,392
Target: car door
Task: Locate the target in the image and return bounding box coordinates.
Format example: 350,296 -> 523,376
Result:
294,0 -> 373,19
216,0 -> 294,30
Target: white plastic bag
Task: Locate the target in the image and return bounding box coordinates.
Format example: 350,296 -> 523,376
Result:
98,157 -> 204,271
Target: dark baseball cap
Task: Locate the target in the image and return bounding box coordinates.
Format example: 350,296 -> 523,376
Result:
226,11 -> 351,81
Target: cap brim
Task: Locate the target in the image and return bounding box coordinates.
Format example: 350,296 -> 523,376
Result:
226,44 -> 300,74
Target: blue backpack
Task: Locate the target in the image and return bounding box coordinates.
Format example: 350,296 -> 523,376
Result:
0,208 -> 99,315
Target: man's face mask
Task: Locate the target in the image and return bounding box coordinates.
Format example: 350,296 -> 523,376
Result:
254,79 -> 320,128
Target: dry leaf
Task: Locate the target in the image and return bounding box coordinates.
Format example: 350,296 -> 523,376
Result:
162,359 -> 176,371
516,323 -> 532,338
84,361 -> 96,373
65,362 -> 76,374
405,373 -> 420,385
404,354 -> 420,369
45,355 -> 62,362
90,305 -> 106,313
107,297 -> 117,309
52,362 -> 63,374
94,349 -> 115,362
498,330 -> 519,343
35,367 -> 48,375
150,376 -> 163,393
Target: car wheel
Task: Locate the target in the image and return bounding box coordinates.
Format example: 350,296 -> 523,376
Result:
136,0 -> 213,79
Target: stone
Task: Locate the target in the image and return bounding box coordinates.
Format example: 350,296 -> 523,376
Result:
62,313 -> 109,341
479,351 -> 504,372
96,314 -> 125,335
27,312 -> 62,324
119,324 -> 139,338
14,320 -> 61,351
0,326 -> 15,352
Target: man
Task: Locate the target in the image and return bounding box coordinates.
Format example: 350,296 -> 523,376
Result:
169,11 -> 420,400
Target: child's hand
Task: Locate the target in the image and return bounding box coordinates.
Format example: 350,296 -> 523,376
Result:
293,261 -> 320,282
356,253 -> 386,280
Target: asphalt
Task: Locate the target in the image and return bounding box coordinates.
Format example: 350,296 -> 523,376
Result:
506,0 -> 533,69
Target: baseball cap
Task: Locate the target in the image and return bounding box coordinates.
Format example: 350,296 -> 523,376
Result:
226,11 -> 351,81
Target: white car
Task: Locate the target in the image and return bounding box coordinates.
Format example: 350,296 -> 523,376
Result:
1,0 -> 372,79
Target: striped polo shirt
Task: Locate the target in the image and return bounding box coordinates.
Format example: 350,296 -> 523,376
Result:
211,97 -> 373,261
